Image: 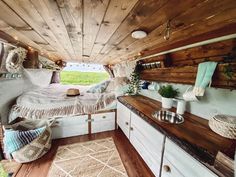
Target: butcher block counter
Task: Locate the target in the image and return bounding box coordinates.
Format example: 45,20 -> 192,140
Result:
118,95 -> 236,177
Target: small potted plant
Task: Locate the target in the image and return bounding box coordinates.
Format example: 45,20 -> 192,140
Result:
158,85 -> 179,109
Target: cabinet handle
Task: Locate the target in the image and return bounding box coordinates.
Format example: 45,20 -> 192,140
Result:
163,165 -> 171,172
130,127 -> 134,131
102,115 -> 106,119
125,122 -> 129,125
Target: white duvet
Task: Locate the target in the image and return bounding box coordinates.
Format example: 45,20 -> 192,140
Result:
9,84 -> 116,122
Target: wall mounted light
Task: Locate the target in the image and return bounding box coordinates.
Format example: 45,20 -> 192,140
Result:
131,30 -> 147,39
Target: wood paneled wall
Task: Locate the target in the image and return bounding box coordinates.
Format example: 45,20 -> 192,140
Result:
140,38 -> 236,89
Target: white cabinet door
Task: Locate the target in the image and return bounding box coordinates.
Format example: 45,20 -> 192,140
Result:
91,112 -> 115,133
130,112 -> 164,177
161,157 -> 184,177
117,102 -> 131,138
161,138 -> 218,177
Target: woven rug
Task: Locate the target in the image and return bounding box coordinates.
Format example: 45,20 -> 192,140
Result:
47,138 -> 128,177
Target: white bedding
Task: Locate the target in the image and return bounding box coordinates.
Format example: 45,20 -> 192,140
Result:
9,84 -> 116,122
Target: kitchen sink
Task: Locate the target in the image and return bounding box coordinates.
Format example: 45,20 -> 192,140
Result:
152,110 -> 184,124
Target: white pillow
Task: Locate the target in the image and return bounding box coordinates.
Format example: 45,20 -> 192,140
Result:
23,69 -> 53,88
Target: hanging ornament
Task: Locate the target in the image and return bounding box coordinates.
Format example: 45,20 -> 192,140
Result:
164,20 -> 171,40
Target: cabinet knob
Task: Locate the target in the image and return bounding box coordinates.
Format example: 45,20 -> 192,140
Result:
163,165 -> 171,172
125,122 -> 129,125
130,127 -> 134,131
102,115 -> 106,119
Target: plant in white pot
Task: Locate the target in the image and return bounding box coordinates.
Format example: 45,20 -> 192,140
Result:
158,85 -> 179,109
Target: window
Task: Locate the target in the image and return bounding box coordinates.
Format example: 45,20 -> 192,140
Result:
60,63 -> 109,85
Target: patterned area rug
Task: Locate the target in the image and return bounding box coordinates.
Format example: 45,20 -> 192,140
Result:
48,138 -> 128,177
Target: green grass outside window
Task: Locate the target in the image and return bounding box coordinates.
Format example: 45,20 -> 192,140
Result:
60,71 -> 109,85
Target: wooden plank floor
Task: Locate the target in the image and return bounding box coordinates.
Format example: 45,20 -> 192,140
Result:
14,129 -> 154,177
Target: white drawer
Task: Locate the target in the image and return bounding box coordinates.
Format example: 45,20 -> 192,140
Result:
52,115 -> 88,139
52,124 -> 88,139
91,112 -> 115,122
55,115 -> 88,126
91,112 -> 115,134
91,120 -> 115,133
164,138 -> 218,177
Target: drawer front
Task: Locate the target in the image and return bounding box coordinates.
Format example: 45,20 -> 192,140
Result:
164,138 -> 217,177
130,129 -> 160,177
52,115 -> 88,139
91,112 -> 115,133
131,112 -> 164,152
52,124 -> 88,139
55,115 -> 88,126
161,158 -> 184,177
91,120 -> 115,134
91,112 -> 115,122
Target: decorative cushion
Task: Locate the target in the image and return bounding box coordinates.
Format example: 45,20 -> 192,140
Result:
23,69 -> 53,88
87,80 -> 110,93
105,79 -> 115,92
115,85 -> 130,97
114,77 -> 129,88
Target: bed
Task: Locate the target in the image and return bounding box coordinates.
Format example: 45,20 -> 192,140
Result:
9,83 -> 117,123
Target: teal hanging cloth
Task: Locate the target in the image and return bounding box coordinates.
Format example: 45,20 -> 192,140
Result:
193,62 -> 218,96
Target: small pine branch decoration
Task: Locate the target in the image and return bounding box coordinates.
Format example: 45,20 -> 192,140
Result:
126,62 -> 142,95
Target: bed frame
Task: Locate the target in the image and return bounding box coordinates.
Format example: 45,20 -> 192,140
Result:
51,109 -> 117,139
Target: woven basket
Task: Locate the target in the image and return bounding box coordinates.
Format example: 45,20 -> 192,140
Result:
209,115 -> 236,139
11,126 -> 52,163
4,119 -> 53,163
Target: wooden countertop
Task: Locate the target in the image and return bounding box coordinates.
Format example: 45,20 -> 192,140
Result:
118,95 -> 236,176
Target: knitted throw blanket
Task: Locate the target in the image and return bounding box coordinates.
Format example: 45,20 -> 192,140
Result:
9,86 -> 116,121
3,126 -> 46,156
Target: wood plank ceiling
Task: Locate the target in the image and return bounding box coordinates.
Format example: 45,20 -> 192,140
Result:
0,0 -> 236,64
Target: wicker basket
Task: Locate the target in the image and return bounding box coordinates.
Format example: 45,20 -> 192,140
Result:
209,114 -> 236,139
11,126 -> 52,163
3,119 -> 53,163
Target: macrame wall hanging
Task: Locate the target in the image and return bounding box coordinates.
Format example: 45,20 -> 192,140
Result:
5,47 -> 27,73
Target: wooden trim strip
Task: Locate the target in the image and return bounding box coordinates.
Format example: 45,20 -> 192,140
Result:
88,114 -> 91,134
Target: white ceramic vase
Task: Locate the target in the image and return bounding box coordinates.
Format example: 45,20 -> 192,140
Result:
161,97 -> 173,109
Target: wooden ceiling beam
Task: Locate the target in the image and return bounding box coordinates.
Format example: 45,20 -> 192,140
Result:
56,0 -> 83,60
83,0 -> 110,58
90,0 -> 138,59
100,0 -> 206,63
97,0 -> 169,56
29,0 -> 76,59
2,0 -> 70,59
0,25 -> 60,61
107,0 -> 236,64
1,1 -> 236,63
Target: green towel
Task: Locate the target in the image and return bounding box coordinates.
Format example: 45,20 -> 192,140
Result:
193,62 -> 217,96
